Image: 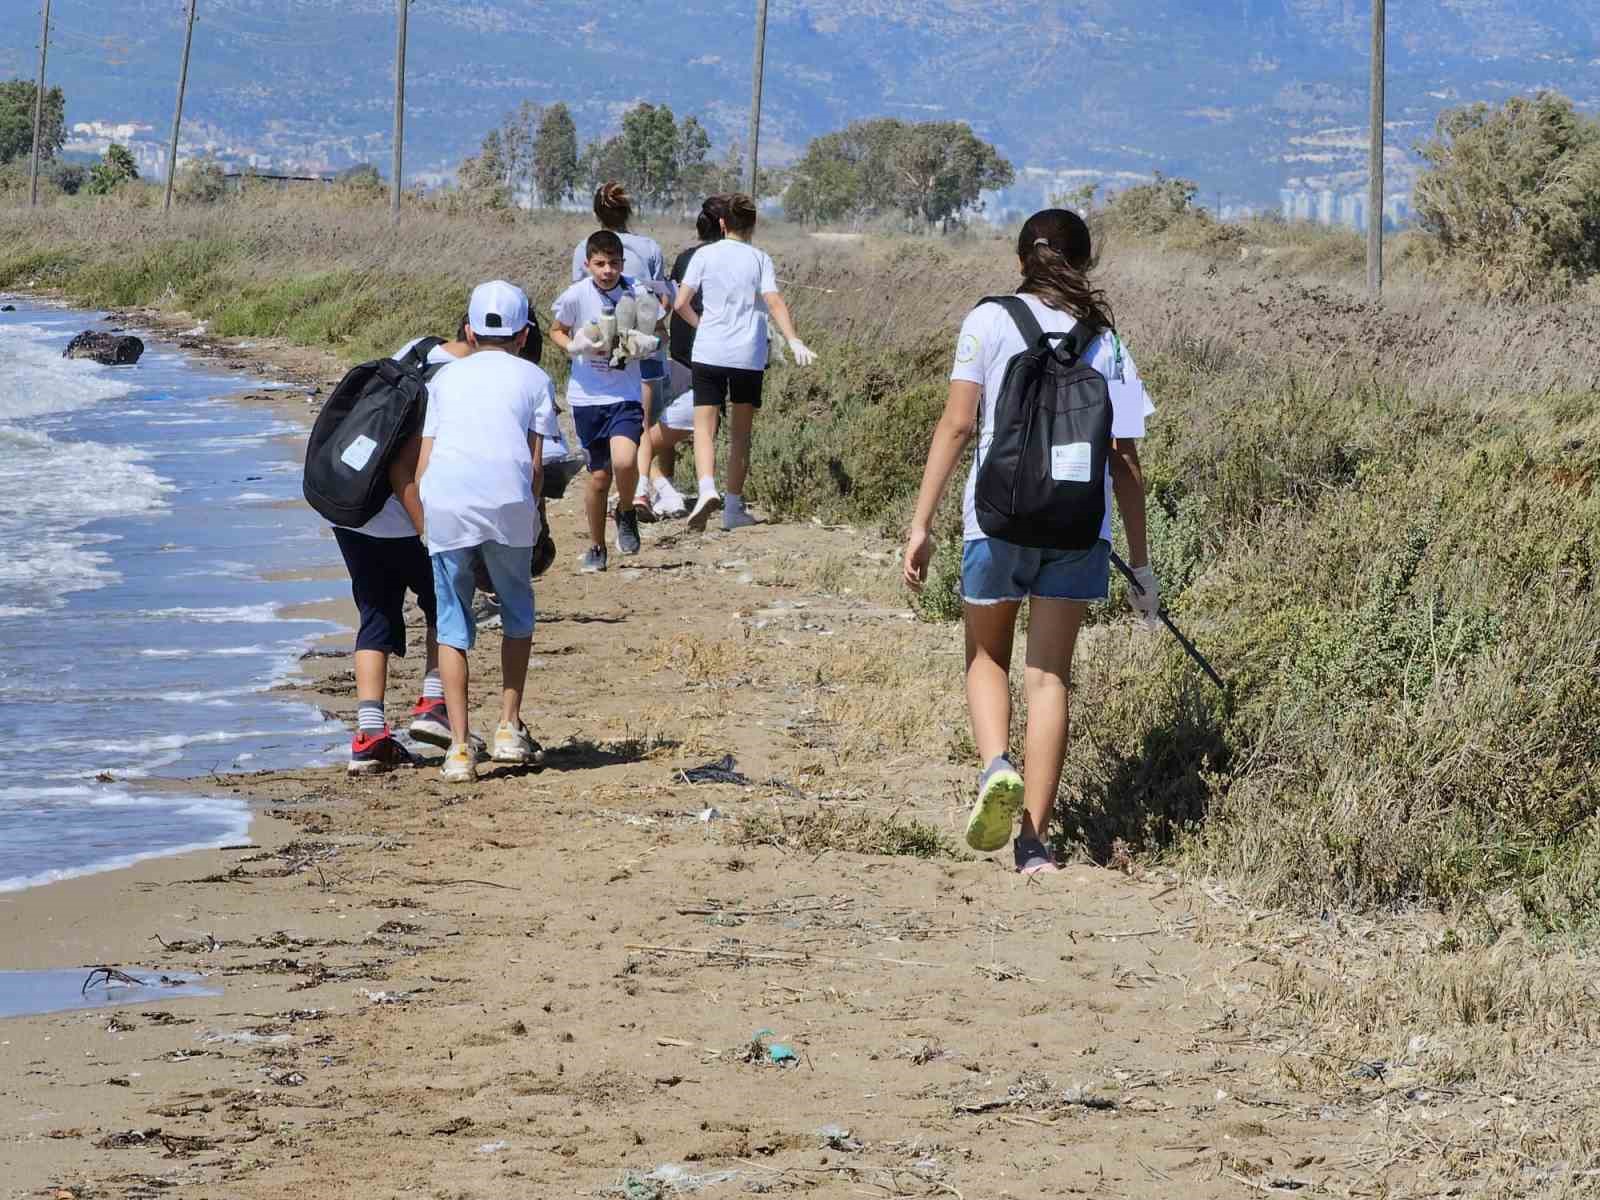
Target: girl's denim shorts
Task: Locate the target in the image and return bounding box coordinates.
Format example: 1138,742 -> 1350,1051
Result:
961,537 -> 1110,605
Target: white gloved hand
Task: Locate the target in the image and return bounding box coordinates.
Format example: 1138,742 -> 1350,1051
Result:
625,331 -> 660,358
1126,563 -> 1160,625
566,328 -> 601,359
787,337 -> 818,368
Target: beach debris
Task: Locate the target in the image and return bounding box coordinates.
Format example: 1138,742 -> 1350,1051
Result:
63,331 -> 145,366
697,807 -> 724,823
356,988 -> 421,1005
476,1140 -> 510,1154
104,1015 -> 135,1034
678,756 -> 753,787
1349,1060 -> 1388,1082
93,1127 -> 162,1150
615,1164 -> 740,1197
80,967 -> 147,996
817,1124 -> 863,1152
737,1029 -> 799,1068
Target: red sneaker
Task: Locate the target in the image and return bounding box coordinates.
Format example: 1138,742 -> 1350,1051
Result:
407,698 -> 451,749
347,729 -> 414,776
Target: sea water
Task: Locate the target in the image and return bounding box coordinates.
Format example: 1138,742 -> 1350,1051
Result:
0,300 -> 348,894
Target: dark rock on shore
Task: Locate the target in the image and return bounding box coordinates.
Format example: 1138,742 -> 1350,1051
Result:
63,331 -> 145,366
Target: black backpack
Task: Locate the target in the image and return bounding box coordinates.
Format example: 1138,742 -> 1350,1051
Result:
973,296 -> 1112,551
302,337 -> 444,527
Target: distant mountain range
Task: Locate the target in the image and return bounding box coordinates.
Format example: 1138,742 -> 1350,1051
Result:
2,0 -> 1596,217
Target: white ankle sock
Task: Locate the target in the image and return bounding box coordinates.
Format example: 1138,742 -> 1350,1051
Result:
422,670 -> 444,701
697,476 -> 717,499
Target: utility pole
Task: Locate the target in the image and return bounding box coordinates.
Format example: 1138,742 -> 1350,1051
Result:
28,0 -> 52,208
391,0 -> 408,223
745,0 -> 768,198
1367,0 -> 1385,295
163,0 -> 198,215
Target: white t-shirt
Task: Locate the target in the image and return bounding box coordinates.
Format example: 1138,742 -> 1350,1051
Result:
419,351 -> 557,553
951,294 -> 1154,544
571,232 -> 669,291
682,239 -> 778,371
551,278 -> 646,408
333,338 -> 459,539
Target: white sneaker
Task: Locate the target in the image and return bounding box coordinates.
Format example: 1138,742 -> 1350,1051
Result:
722,497 -> 759,531
652,479 -> 687,518
687,491 -> 722,532
492,720 -> 544,765
441,742 -> 478,783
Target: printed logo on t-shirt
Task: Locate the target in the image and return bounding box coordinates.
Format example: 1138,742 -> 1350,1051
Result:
340,435 -> 378,472
1051,442 -> 1091,483
955,333 -> 980,364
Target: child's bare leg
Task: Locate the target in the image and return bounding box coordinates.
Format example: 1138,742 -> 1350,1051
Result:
636,382 -> 657,494
500,636 -> 531,727
611,436 -> 639,513
727,402 -> 756,497
439,645 -> 470,745
654,434 -> 678,483
585,468 -> 611,546
693,405 -> 720,491
1018,598 -> 1084,842
964,601 -> 1019,765
354,650 -> 388,710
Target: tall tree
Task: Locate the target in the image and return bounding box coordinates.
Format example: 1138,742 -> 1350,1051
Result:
619,103 -> 681,209
458,129 -> 511,208
677,115 -> 713,203
532,102 -> 579,207
0,80 -> 65,166
500,100 -> 541,203
784,118 -> 1011,229
87,144 -> 139,195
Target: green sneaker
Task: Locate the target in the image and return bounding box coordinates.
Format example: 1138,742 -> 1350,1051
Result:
966,756 -> 1024,852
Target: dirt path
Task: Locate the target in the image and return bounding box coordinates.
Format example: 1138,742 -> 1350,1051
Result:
0,501 -> 1546,1200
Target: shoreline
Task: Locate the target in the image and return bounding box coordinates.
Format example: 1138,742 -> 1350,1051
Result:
0,292 -> 364,910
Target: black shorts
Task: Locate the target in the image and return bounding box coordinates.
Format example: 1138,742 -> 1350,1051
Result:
333,527 -> 438,657
692,363 -> 764,411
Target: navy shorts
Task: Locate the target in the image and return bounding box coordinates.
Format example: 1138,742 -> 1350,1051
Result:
574,400 -> 644,473
333,527 -> 438,656
692,363 -> 764,411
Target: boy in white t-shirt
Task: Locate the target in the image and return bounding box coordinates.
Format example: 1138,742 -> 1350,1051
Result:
550,230 -> 661,572
671,192 -> 818,532
417,281 -> 557,783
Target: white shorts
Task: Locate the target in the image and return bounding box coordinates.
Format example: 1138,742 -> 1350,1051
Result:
659,393 -> 695,433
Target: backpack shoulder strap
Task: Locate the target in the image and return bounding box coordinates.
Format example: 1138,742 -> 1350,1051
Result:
401,337 -> 446,373
978,294 -> 1047,348
1064,321 -> 1106,364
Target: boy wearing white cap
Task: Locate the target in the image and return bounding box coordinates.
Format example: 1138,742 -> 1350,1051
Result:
417,280 -> 558,783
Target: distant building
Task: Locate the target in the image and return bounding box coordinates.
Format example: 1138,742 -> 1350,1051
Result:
1317,189 -> 1336,226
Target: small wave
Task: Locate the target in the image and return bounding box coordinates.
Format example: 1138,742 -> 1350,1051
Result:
141,604 -> 282,624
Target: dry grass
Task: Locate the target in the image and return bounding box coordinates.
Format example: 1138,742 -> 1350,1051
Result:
733,805 -> 959,860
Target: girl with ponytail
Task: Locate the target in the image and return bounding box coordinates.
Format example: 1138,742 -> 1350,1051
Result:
902,209 -> 1159,875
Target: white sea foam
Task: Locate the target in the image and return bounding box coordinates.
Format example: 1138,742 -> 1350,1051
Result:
0,323 -> 140,420
141,603 -> 282,624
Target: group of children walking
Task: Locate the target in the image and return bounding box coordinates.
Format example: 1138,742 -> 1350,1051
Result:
325,187 -> 1159,875
331,184 -> 816,782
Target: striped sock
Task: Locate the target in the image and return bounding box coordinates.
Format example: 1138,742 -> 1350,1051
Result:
357,701 -> 386,735
422,671 -> 444,701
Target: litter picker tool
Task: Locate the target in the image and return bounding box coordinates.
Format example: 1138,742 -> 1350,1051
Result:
1110,552 -> 1227,693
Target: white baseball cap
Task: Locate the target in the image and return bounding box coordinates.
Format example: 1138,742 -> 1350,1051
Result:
467,279 -> 530,338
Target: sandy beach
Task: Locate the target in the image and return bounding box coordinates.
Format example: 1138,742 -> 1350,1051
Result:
3,314 -> 1570,1200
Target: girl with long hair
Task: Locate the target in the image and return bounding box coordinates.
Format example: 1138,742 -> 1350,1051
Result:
903,209 -> 1159,874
